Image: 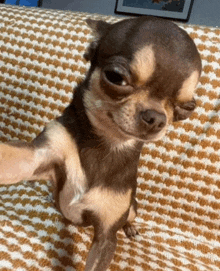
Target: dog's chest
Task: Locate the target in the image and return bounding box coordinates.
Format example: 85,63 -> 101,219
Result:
79,143 -> 142,191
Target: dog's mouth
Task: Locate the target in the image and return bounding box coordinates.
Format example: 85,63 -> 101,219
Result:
117,124 -> 166,142
107,111 -> 166,142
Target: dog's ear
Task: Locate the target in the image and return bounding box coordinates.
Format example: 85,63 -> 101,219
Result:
84,19 -> 111,61
86,19 -> 111,38
173,99 -> 196,121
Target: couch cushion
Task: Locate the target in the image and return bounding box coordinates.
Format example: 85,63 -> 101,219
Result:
0,4 -> 220,271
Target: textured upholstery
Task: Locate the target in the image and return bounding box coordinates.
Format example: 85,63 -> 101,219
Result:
0,4 -> 220,271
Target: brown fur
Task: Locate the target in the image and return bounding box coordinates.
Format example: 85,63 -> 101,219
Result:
0,16 -> 202,271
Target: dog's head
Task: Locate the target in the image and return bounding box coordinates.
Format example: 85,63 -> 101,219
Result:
83,17 -> 202,145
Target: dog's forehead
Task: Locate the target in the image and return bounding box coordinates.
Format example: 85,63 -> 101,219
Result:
98,17 -> 184,58
130,45 -> 156,86
98,17 -> 194,73
97,17 -> 201,101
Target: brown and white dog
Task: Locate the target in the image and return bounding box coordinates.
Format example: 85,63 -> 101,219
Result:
0,16 -> 201,270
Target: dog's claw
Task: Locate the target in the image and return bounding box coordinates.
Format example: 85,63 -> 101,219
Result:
123,222 -> 139,238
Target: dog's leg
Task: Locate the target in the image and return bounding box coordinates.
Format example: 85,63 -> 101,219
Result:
0,120 -> 76,186
123,197 -> 139,237
59,186 -> 132,271
84,188 -> 132,271
84,226 -> 118,271
0,139 -> 53,185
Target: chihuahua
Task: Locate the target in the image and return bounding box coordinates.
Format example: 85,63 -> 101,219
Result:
0,16 -> 201,270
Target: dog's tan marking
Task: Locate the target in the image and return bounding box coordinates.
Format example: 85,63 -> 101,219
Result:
61,188 -> 132,227
112,139 -> 137,152
85,187 -> 132,231
0,143 -> 36,184
44,121 -> 87,213
177,70 -> 200,102
44,121 -> 78,160
163,99 -> 174,125
84,69 -> 103,114
127,204 -> 136,223
84,88 -> 138,149
88,68 -> 106,99
130,45 -> 155,86
85,69 -> 137,145
0,121 -> 87,205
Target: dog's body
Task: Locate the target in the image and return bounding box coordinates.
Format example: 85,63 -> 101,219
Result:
0,16 -> 201,270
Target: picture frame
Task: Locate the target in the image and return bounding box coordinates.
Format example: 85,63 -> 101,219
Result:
115,0 -> 194,21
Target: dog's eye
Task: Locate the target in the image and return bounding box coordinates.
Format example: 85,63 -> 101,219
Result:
102,65 -> 133,99
105,70 -> 127,86
103,66 -> 128,86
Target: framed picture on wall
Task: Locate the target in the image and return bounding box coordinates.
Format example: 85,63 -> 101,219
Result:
115,0 -> 194,21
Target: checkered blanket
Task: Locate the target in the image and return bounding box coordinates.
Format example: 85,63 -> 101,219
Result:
1,4 -> 220,271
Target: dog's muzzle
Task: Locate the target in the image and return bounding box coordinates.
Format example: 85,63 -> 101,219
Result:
140,109 -> 166,134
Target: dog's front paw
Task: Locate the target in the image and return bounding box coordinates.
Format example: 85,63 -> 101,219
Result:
123,222 -> 139,238
0,142 -> 34,185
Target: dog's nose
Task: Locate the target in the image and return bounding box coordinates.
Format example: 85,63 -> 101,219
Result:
140,110 -> 166,132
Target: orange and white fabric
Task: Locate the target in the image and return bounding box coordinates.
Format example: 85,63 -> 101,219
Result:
0,5 -> 220,271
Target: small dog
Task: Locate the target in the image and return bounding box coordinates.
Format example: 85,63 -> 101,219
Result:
0,16 -> 201,271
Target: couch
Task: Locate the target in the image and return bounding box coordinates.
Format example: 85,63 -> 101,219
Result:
0,4 -> 220,271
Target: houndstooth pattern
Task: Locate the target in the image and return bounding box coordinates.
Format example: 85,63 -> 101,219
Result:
0,4 -> 220,271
